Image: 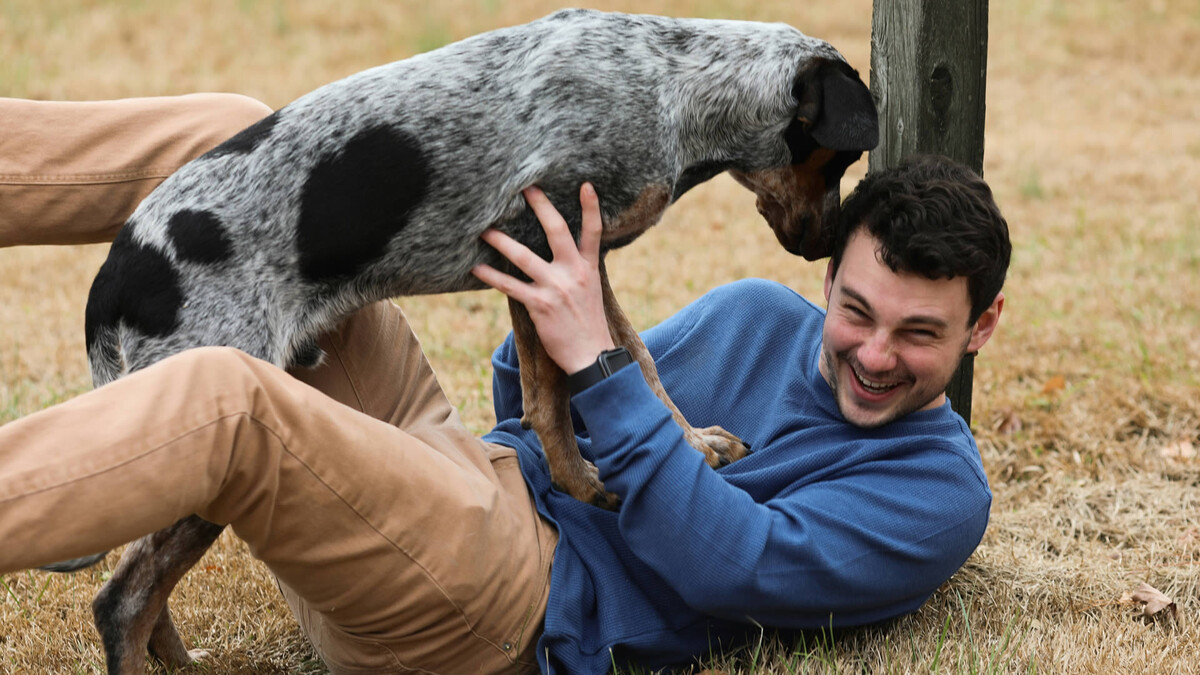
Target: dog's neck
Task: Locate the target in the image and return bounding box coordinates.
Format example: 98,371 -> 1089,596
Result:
661,32 -> 812,172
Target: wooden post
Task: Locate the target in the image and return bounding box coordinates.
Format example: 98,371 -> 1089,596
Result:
869,0 -> 989,426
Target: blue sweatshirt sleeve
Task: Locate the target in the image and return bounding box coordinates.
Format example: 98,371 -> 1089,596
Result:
570,364 -> 991,627
490,332 -> 523,424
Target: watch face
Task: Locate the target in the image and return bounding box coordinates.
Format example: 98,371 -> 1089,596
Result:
600,347 -> 633,376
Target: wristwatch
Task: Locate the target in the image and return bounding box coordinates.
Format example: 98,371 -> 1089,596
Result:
566,347 -> 634,396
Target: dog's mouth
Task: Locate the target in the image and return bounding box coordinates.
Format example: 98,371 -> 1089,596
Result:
731,164 -> 840,262
755,191 -> 837,261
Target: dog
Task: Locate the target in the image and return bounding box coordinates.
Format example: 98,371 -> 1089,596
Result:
54,9 -> 878,673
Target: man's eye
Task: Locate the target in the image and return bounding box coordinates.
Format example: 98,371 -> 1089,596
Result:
846,305 -> 867,317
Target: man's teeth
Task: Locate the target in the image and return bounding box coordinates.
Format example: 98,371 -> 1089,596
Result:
856,370 -> 899,393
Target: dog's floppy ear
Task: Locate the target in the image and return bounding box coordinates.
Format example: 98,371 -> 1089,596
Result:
793,60 -> 879,152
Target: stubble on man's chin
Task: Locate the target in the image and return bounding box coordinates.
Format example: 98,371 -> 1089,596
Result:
819,347 -> 954,429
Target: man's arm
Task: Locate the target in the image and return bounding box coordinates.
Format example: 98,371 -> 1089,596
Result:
475,185 -> 989,627
573,366 -> 990,626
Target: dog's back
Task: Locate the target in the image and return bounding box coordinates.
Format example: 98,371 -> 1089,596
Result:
85,9 -> 853,385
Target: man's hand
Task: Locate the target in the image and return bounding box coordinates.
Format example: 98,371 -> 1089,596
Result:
471,183 -> 616,375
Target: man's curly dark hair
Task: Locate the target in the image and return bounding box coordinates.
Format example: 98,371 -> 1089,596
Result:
831,155 -> 1011,325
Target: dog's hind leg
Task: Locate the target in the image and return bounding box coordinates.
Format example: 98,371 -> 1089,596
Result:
92,515 -> 223,674
509,298 -> 620,510
147,604 -> 211,669
598,261 -> 748,468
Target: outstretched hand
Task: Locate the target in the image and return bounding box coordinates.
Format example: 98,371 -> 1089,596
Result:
471,183 -> 615,375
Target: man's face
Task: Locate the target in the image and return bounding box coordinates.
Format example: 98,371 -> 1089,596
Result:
818,230 -> 1003,428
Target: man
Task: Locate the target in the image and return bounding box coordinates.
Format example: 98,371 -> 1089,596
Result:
0,95 -> 1008,674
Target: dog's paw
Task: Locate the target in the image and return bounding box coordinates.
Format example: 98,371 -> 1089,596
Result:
588,487 -> 622,511
686,425 -> 750,469
552,461 -> 621,511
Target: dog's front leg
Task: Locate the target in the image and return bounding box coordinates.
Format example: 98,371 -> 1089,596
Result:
510,296 -> 541,432
508,298 -> 620,510
598,261 -> 748,468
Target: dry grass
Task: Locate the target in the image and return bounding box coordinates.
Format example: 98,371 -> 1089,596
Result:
2,0 -> 1199,672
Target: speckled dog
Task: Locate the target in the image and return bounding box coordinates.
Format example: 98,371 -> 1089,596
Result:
63,9 -> 877,673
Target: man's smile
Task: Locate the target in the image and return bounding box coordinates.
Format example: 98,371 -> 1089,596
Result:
844,357 -> 908,404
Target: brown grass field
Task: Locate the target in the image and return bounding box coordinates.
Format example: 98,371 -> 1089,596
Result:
2,0 -> 1199,672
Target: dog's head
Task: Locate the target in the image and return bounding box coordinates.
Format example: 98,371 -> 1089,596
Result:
730,59 -> 878,261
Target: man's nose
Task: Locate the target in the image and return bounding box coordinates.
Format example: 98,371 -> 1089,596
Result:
857,331 -> 897,373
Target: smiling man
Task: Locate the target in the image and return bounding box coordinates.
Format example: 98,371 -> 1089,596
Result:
471,153 -> 1012,672
819,158 -> 1007,428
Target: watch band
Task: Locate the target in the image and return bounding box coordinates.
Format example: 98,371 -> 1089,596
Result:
566,346 -> 634,396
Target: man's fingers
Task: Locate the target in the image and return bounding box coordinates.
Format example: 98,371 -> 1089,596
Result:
578,182 -> 603,265
525,185 -> 585,262
479,227 -> 547,280
470,263 -> 531,304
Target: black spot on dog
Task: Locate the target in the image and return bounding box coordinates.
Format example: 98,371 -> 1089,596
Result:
296,125 -> 431,282
201,110 -> 279,159
288,338 -> 325,369
673,160 -> 731,201
167,209 -> 232,265
85,227 -> 183,349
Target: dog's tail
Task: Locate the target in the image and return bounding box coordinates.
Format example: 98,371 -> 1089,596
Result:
85,324 -> 124,388
83,261 -> 126,388
39,552 -> 109,573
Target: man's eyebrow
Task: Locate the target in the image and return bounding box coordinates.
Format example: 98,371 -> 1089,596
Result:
841,285 -> 874,312
840,285 -> 951,330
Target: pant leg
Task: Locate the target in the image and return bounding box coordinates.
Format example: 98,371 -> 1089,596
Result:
0,91 -> 553,671
0,345 -> 554,673
284,299 -> 559,672
0,94 -> 272,247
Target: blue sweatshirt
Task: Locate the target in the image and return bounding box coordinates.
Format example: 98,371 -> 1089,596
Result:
482,278 -> 991,674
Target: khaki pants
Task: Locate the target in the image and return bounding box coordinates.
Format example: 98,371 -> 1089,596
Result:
0,95 -> 555,673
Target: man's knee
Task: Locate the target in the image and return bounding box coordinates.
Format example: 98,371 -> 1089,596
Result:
159,346 -> 277,395
183,93 -> 274,150
169,345 -> 259,366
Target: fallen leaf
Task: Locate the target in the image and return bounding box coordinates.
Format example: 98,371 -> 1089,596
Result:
1178,526 -> 1199,547
1160,441 -> 1196,462
995,409 -> 1023,435
1041,375 -> 1066,395
1120,582 -> 1177,624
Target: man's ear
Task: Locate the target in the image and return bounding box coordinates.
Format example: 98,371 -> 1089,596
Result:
967,292 -> 1005,353
793,60 -> 879,152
